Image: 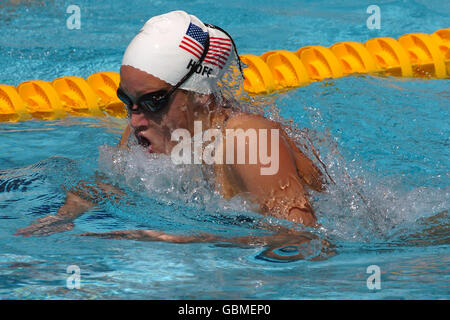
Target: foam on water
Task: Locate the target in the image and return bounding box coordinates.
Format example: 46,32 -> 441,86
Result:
96,144 -> 269,237
96,112 -> 449,250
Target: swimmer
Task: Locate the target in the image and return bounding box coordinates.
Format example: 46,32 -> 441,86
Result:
16,11 -> 330,257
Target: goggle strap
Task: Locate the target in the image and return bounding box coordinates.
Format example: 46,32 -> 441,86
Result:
205,23 -> 245,79
170,33 -> 211,94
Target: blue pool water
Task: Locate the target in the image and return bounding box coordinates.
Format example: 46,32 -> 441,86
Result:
0,0 -> 449,299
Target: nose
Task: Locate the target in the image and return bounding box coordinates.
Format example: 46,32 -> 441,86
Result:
129,106 -> 150,129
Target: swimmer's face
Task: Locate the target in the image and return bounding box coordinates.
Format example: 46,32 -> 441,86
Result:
119,65 -> 198,154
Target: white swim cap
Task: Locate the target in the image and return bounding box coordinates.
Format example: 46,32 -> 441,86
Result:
121,10 -> 236,95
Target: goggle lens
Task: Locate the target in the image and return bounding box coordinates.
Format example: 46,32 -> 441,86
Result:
117,88 -> 170,114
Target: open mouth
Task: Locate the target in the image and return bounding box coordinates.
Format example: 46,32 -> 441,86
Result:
136,134 -> 153,153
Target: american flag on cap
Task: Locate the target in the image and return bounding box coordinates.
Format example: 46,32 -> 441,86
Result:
179,23 -> 231,69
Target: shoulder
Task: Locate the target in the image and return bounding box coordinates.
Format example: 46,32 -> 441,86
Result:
225,112 -> 281,131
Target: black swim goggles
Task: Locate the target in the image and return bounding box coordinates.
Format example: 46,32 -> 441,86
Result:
117,24 -> 244,115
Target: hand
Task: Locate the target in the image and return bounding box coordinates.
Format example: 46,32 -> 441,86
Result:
15,215 -> 74,237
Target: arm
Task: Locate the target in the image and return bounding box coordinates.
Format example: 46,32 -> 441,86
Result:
15,177 -> 125,237
15,191 -> 94,237
16,130 -> 129,237
224,114 -> 318,226
80,226 -> 334,261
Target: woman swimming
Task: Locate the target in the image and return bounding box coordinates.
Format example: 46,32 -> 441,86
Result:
15,11 -> 331,258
